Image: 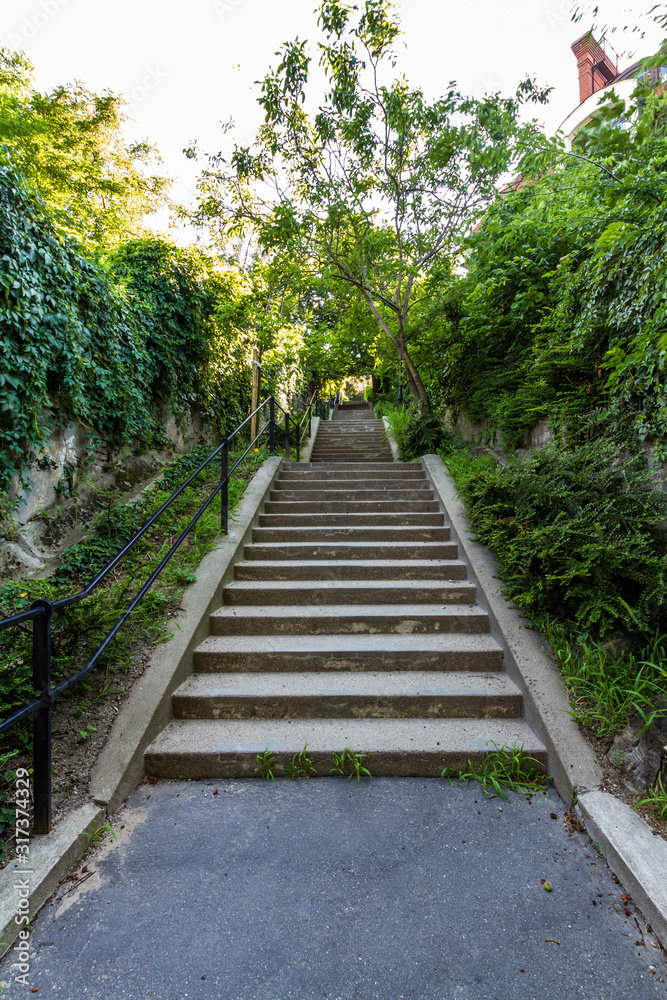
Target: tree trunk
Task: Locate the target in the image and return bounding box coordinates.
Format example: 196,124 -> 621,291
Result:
398,334 -> 430,412
250,346 -> 261,441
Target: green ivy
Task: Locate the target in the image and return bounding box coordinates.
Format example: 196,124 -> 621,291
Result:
0,154 -> 259,493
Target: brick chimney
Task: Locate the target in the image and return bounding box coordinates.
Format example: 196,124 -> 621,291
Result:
571,32 -> 618,104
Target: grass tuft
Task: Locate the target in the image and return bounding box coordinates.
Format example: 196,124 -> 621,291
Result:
442,742 -> 550,801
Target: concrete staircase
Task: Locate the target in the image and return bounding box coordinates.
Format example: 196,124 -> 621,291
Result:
144,454 -> 546,779
310,400 -> 393,463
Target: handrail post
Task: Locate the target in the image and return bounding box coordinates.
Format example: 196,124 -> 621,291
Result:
285,412 -> 290,461
220,438 -> 229,534
296,421 -> 300,463
308,401 -> 312,439
32,599 -> 53,835
269,397 -> 275,455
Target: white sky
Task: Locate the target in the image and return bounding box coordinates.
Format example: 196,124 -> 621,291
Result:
2,0 -> 664,231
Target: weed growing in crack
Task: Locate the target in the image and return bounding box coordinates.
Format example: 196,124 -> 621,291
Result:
442,742 -> 550,801
637,772 -> 667,820
331,747 -> 372,780
87,821 -> 116,848
255,748 -> 277,781
287,744 -> 317,779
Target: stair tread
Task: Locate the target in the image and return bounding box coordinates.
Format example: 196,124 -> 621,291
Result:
259,514 -> 444,524
235,559 -> 464,569
291,463 -> 400,468
226,578 -> 470,590
194,633 -> 502,655
211,603 -> 484,619
252,528 -> 452,542
274,485 -> 429,492
146,717 -> 546,758
265,501 -> 438,510
272,491 -> 433,499
244,541 -> 453,551
174,671 -> 520,699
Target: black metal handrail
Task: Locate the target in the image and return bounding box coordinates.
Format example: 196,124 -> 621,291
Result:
294,391 -> 323,455
0,394 -> 309,834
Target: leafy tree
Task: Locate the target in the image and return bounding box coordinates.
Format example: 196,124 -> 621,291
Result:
422,74 -> 667,452
191,0 -> 550,409
0,47 -> 168,248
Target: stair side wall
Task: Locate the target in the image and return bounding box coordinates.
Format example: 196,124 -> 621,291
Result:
89,456 -> 284,814
420,453 -> 602,801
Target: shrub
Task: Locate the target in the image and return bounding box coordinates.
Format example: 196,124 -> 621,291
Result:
446,440 -> 667,637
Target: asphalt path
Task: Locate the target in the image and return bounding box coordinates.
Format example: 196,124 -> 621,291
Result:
2,777 -> 665,999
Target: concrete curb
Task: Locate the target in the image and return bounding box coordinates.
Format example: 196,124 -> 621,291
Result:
577,790 -> 667,946
299,416 -> 320,463
0,456 -> 282,958
381,416 -> 400,462
422,453 -> 667,947
89,455 -> 283,812
0,802 -> 104,959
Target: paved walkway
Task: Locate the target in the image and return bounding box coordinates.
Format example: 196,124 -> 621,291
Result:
2,779 -> 665,998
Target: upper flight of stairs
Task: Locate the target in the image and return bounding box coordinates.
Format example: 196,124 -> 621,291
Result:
144,419 -> 546,778
310,400 -> 393,463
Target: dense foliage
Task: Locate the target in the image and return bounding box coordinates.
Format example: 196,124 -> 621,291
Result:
447,441 -> 667,637
0,157 -> 226,491
0,42 -> 322,498
192,0 -> 549,410
410,86 -> 667,452
0,48 -> 166,248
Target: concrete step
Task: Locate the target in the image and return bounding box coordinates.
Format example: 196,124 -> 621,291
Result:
192,633 -> 505,673
311,457 -> 394,463
317,426 -> 386,433
251,525 -> 451,542
144,717 -> 547,778
243,541 -> 458,560
274,481 -> 429,493
172,671 -> 523,720
311,441 -> 390,447
287,463 -> 402,470
223,579 -> 476,606
272,490 -> 433,502
258,512 -> 444,527
310,442 -> 391,447
280,468 -> 423,480
234,559 -> 467,581
311,456 -> 394,464
210,603 -> 489,635
310,449 -> 393,456
264,500 -> 439,514
311,443 -> 393,449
